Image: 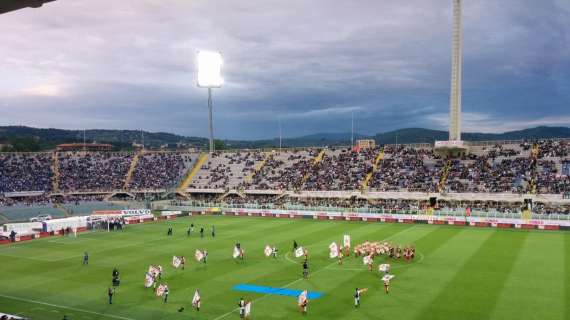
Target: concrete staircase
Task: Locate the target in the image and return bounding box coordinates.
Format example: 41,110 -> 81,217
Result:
54,203 -> 71,217
245,152 -> 272,184
300,149 -> 326,187
123,151 -> 142,190
361,148 -> 384,189
529,144 -> 539,194
52,152 -> 60,192
438,160 -> 452,193
177,153 -> 209,192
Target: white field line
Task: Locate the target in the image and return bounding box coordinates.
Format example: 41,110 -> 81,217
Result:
213,225 -> 418,320
0,293 -> 135,320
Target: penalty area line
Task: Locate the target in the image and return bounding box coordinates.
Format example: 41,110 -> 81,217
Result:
0,294 -> 135,320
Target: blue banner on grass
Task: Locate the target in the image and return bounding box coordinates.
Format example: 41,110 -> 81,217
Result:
233,284 -> 323,299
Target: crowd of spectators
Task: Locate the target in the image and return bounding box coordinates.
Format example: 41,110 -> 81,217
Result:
0,194 -> 109,208
445,157 -> 533,193
534,202 -> 570,215
303,148 -> 376,191
58,152 -> 133,192
191,151 -> 264,189
486,144 -> 521,158
1,140 -> 570,211
535,160 -> 567,194
248,150 -> 318,190
130,152 -> 192,190
0,153 -> 53,193
0,194 -> 52,207
535,140 -> 570,158
369,147 -> 441,192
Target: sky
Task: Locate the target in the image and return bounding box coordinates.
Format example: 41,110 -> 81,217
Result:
0,0 -> 569,140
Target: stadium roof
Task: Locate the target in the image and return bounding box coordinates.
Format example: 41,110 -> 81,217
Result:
0,0 -> 56,15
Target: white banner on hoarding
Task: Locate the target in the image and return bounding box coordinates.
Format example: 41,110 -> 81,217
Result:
122,209 -> 151,216
161,211 -> 182,216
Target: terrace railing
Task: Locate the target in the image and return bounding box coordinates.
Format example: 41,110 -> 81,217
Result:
155,200 -> 570,221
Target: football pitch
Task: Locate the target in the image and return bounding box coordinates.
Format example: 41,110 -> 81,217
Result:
0,215 -> 568,320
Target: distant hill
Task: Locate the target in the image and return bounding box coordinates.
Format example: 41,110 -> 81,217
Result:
0,126 -> 207,151
1,125 -> 569,152
225,132 -> 371,149
374,126 -> 570,144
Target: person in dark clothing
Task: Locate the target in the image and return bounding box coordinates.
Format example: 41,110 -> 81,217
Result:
302,260 -> 309,279
211,225 -> 215,238
163,286 -> 169,303
112,268 -> 120,287
293,240 -> 298,252
83,252 -> 89,265
167,226 -> 173,236
108,287 -> 114,304
200,227 -> 204,238
238,297 -> 246,318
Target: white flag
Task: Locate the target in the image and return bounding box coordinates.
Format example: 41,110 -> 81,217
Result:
298,290 -> 307,306
329,242 -> 339,258
343,234 -> 351,248
148,265 -> 160,277
379,263 -> 391,273
172,256 -> 182,268
233,246 -> 241,259
295,246 -> 305,258
192,290 -> 201,308
155,284 -> 166,297
382,274 -> 395,281
144,273 -> 154,288
245,301 -> 251,317
363,255 -> 373,265
264,245 -> 272,257
195,249 -> 204,262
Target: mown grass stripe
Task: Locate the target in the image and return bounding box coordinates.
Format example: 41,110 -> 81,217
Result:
417,230 -> 528,320
349,227 -> 480,319
489,232 -> 565,320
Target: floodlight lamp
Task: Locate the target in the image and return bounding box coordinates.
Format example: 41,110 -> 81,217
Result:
197,50 -> 224,88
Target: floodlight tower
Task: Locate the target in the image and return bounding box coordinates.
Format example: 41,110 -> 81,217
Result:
197,50 -> 224,153
449,0 -> 462,141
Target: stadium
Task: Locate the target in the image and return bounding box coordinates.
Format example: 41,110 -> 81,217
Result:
1,1 -> 569,320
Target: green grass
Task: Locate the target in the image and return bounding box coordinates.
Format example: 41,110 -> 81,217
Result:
0,215 -> 567,320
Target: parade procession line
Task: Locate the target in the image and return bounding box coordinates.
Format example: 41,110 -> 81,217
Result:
324,251 -> 425,272
233,284 -> 323,299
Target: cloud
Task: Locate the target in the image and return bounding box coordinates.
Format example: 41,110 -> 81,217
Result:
428,112 -> 570,133
0,0 -> 569,139
20,84 -> 62,96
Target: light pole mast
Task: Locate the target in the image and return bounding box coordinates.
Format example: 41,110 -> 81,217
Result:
278,117 -> 282,150
449,0 -> 463,141
196,50 -> 223,154
208,88 -> 214,153
351,111 -> 354,147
